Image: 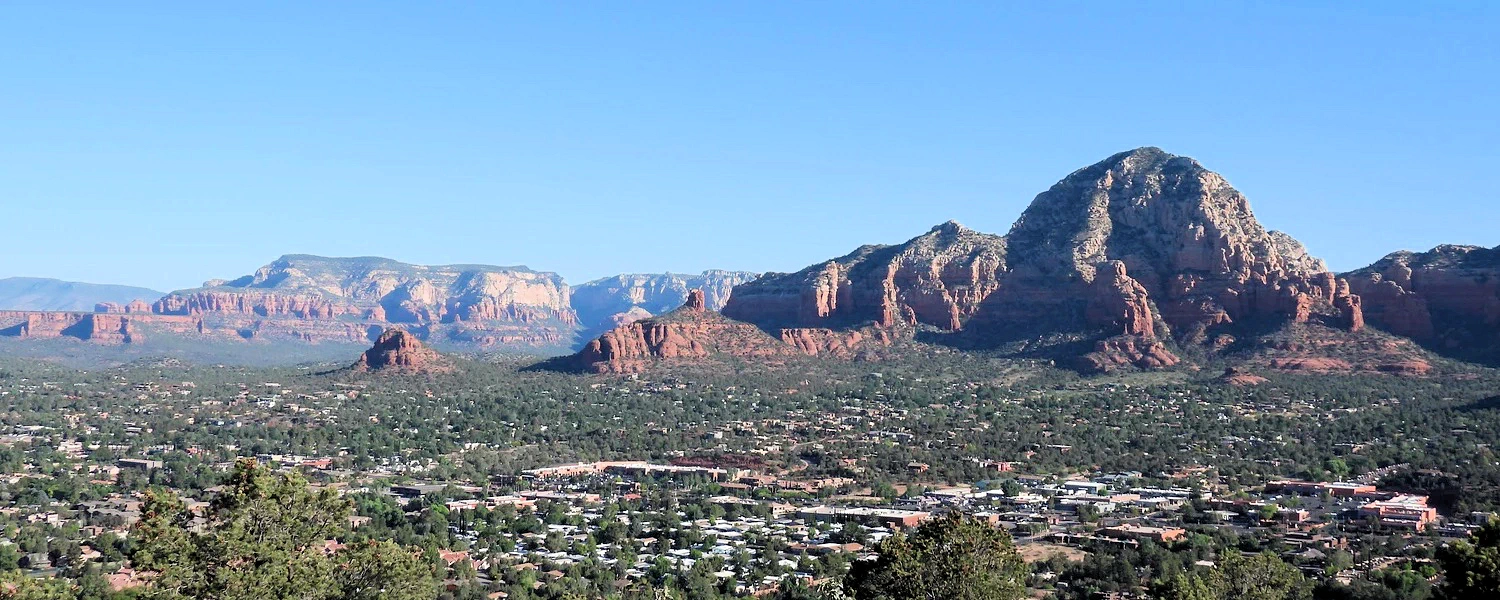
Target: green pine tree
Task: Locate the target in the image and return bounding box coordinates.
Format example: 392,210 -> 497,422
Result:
844,513 -> 1027,600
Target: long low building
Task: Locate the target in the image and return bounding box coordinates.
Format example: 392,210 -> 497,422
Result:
707,496 -> 797,516
390,483 -> 483,498
1101,524 -> 1187,544
522,461 -> 732,481
796,506 -> 929,529
1359,495 -> 1438,531
1267,480 -> 1380,498
1130,487 -> 1200,500
520,463 -> 602,478
603,462 -> 731,481
520,490 -> 602,504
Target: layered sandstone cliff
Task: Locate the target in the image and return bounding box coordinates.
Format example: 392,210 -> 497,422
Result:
1,257 -> 770,355
149,255 -> 578,350
93,299 -> 153,314
0,311 -> 138,344
156,255 -> 574,323
724,221 -> 1007,332
1345,244 -> 1500,359
0,309 -> 338,345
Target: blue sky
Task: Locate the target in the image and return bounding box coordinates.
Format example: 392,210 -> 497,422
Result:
1,2 -> 1495,291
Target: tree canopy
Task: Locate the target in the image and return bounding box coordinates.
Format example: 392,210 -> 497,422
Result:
1438,516 -> 1500,599
132,459 -> 435,600
1156,551 -> 1310,600
844,513 -> 1027,600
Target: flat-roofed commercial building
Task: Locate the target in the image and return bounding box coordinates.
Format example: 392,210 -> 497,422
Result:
1100,525 -> 1187,544
1359,495 -> 1438,531
1267,480 -> 1378,498
796,506 -> 930,529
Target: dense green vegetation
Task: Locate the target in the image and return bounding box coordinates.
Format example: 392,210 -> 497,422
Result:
1435,517 -> 1500,599
0,350 -> 1499,599
133,460 -> 435,600
2,353 -> 1497,509
845,513 -> 1026,600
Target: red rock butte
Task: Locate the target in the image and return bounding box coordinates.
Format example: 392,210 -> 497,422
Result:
353,328 -> 452,374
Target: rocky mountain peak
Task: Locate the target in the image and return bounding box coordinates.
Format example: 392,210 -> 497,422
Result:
1005,147 -> 1298,281
1267,231 -> 1330,275
715,147 -> 1364,373
930,220 -> 969,235
1355,244 -> 1499,273
1088,146 -> 1191,176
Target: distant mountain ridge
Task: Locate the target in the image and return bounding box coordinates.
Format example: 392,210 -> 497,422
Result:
0,256 -> 760,357
0,277 -> 164,312
571,270 -> 759,339
138,254 -> 579,350
155,254 -> 574,325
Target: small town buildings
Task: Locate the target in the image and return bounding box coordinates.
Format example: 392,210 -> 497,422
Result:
796,506 -> 930,529
1359,495 -> 1438,531
1100,525 -> 1187,544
